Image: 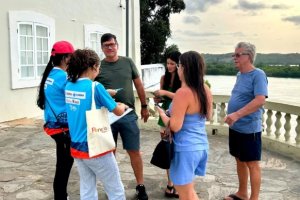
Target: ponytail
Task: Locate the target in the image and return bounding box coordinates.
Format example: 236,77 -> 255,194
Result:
37,56 -> 55,109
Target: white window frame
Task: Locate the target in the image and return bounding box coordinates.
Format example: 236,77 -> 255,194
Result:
84,24 -> 110,60
9,11 -> 55,89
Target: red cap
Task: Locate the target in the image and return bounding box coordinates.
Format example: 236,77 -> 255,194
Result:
51,41 -> 74,56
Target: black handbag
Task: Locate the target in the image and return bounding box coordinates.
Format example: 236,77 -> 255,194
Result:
150,125 -> 174,169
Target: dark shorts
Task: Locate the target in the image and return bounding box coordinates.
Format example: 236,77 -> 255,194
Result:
229,128 -> 262,162
111,111 -> 140,151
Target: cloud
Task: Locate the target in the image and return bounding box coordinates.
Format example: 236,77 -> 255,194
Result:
271,4 -> 290,9
184,0 -> 223,13
234,1 -> 289,11
181,30 -> 220,37
175,30 -> 248,38
283,16 -> 300,25
228,32 -> 246,37
183,16 -> 201,24
235,0 -> 266,10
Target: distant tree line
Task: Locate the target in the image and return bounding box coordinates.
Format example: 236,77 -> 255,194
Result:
204,53 -> 300,66
206,62 -> 300,78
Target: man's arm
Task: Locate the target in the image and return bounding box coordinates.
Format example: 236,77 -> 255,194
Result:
133,77 -> 149,122
224,95 -> 266,126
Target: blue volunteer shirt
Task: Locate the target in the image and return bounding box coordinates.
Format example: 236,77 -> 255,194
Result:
227,68 -> 268,133
44,67 -> 68,130
65,78 -> 117,159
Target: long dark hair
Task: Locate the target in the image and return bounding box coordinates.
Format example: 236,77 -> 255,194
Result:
162,51 -> 181,93
67,49 -> 100,83
179,51 -> 208,115
37,54 -> 69,110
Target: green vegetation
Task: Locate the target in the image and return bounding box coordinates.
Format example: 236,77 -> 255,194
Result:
256,64 -> 300,78
140,0 -> 185,64
206,63 -> 300,78
204,53 -> 300,78
204,53 -> 300,65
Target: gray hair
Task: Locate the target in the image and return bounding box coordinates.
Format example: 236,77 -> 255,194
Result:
235,42 -> 256,64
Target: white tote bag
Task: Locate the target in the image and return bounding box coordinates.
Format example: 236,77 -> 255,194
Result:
86,82 -> 115,157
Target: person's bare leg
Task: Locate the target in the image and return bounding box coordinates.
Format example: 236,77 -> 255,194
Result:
224,158 -> 249,200
247,161 -> 261,200
127,150 -> 144,184
165,170 -> 178,196
167,169 -> 172,186
175,182 -> 199,200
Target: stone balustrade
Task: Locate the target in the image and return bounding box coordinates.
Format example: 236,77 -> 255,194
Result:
138,92 -> 300,161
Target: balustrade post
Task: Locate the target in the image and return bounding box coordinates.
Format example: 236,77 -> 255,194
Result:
295,116 -> 300,145
210,103 -> 216,124
284,113 -> 291,142
262,109 -> 265,132
275,111 -> 282,139
266,109 -> 273,136
219,103 -> 226,125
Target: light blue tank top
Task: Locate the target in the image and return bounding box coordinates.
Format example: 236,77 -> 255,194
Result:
173,113 -> 209,152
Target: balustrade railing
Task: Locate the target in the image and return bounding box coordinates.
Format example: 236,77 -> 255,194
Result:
210,96 -> 300,142
141,64 -> 165,89
141,92 -> 300,160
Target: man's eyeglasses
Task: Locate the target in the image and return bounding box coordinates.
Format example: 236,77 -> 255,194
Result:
232,52 -> 249,58
102,43 -> 117,49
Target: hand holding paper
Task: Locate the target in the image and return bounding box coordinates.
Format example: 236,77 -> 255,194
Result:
108,108 -> 133,124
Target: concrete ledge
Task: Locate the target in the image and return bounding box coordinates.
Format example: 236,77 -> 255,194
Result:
204,124 -> 300,162
262,137 -> 300,161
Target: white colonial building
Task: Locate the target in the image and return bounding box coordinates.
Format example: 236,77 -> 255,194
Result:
0,0 -> 141,122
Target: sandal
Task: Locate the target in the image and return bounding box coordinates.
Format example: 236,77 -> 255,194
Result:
224,194 -> 244,200
165,185 -> 179,198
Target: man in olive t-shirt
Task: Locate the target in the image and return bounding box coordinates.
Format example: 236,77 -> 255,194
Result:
95,33 -> 149,200
98,56 -> 139,108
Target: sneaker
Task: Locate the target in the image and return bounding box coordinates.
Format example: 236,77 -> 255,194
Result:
136,184 -> 148,200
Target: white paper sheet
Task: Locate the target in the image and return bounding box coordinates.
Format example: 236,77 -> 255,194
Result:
108,108 -> 133,124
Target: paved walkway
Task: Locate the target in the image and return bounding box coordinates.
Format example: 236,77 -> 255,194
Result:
0,118 -> 299,200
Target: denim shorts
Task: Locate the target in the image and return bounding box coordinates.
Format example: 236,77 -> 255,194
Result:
111,111 -> 140,150
229,128 -> 262,162
170,150 -> 208,185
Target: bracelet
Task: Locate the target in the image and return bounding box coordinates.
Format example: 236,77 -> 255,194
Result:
141,104 -> 148,108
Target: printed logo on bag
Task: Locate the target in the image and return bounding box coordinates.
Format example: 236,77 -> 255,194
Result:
91,127 -> 109,133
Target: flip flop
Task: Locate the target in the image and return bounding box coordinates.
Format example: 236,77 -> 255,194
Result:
165,185 -> 179,198
224,193 -> 243,200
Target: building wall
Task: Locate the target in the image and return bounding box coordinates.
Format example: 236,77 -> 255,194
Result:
0,0 -> 140,122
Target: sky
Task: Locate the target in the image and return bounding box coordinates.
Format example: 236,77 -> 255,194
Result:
167,0 -> 300,54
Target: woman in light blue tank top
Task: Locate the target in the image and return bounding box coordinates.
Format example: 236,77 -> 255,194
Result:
156,51 -> 213,200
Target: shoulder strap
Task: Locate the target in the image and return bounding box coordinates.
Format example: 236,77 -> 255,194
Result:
91,82 -> 96,110
45,98 -> 58,121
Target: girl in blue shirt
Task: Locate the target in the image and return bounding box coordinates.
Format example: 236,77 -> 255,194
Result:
37,41 -> 75,200
66,49 -> 127,200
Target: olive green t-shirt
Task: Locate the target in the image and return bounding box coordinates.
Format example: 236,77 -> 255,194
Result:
95,56 -> 139,109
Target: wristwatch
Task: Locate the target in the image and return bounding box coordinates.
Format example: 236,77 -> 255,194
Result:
141,104 -> 148,109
